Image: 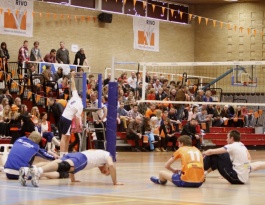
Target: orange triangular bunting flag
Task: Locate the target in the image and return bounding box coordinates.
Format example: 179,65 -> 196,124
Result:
193,85 -> 197,92
220,22 -> 223,28
179,11 -> 183,19
170,9 -> 174,17
234,25 -> 237,31
32,12 -> 35,17
11,69 -> 16,77
27,91 -> 32,99
20,86 -> 24,95
205,18 -> 208,25
64,94 -> 69,100
227,23 -> 230,29
123,0 -> 127,5
198,16 -> 202,24
46,87 -> 51,93
93,16 -> 96,23
142,1 -> 146,9
7,74 -> 11,82
253,29 -> 257,36
36,95 -> 41,103
39,12 -> 42,17
162,7 -> 165,15
0,8 -> 3,14
239,27 -> 243,33
46,13 -> 50,18
189,14 -> 193,21
53,14 -> 57,19
15,10 -> 19,16
247,28 -> 251,35
133,0 -> 136,7
213,20 -> 216,27
28,78 -> 31,85
87,16 -> 90,22
152,4 -> 155,13
7,9 -> 11,15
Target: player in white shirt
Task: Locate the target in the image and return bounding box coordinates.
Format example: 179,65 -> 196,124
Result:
203,130 -> 251,184
19,149 -> 123,187
59,71 -> 83,157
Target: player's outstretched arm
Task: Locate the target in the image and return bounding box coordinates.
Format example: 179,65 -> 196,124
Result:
107,156 -> 123,185
164,157 -> 178,173
70,173 -> 80,182
70,71 -> 77,91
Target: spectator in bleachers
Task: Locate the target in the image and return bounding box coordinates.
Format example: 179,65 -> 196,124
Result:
220,105 -> 234,126
168,107 -> 181,132
30,106 -> 40,120
118,72 -> 128,84
126,116 -> 146,152
30,41 -> 43,62
145,103 -> 157,118
56,41 -> 70,64
127,72 -> 137,91
117,102 -> 128,131
155,87 -> 167,102
153,79 -> 162,94
127,103 -> 142,121
40,112 -> 60,152
143,116 -> 161,152
203,90 -> 213,102
147,88 -> 156,102
103,73 -> 111,86
233,106 -> 244,127
124,91 -> 135,111
20,104 -> 35,137
53,67 -> 63,82
1,42 -> 10,72
196,107 -> 212,133
181,118 -> 201,149
9,104 -> 22,144
42,65 -> 55,88
44,49 -> 57,63
188,105 -> 199,121
241,106 -> 254,127
48,98 -> 65,139
175,85 -> 188,120
207,104 -> 223,127
2,105 -> 11,138
14,97 -> 22,112
160,118 -> 177,151
17,40 -> 29,68
145,71 -> 151,83
194,89 -> 204,102
0,88 -> 14,106
1,98 -> 9,108
73,48 -> 88,68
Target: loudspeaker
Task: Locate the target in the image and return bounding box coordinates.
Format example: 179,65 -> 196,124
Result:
98,13 -> 112,23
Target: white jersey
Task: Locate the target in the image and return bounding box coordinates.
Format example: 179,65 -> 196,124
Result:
91,99 -> 107,122
62,90 -> 83,120
224,142 -> 251,183
81,150 -> 110,170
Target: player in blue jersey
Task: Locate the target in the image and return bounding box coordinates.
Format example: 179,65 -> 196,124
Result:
4,131 -> 67,181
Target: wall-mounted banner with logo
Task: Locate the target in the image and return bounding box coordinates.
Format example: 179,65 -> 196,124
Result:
0,0 -> 34,37
133,16 -> 159,52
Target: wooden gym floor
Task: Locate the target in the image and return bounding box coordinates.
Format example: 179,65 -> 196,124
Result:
1,150 -> 265,205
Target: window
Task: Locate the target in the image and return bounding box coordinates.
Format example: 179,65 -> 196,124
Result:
124,0 -> 146,17
71,0 -> 95,8
168,3 -> 189,24
102,0 -> 123,13
147,0 -> 168,21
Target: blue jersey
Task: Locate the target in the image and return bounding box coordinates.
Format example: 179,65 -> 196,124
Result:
4,137 -> 55,176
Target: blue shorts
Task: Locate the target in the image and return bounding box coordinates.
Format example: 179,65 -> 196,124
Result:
60,116 -> 72,135
61,152 -> 87,174
172,173 -> 203,188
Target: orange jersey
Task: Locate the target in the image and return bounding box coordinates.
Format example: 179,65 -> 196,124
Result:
173,146 -> 204,183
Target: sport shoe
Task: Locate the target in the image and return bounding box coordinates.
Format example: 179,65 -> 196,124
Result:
19,167 -> 28,186
29,166 -> 40,187
155,148 -> 161,152
150,176 -> 160,184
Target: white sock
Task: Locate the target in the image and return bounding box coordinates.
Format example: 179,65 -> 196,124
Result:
60,152 -> 68,158
38,167 -> 44,174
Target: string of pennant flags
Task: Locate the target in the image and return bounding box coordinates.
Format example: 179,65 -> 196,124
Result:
0,70 -> 69,105
0,0 -> 263,36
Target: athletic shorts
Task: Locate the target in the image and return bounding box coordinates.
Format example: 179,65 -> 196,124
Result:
172,173 -> 203,188
61,152 -> 87,174
60,116 -> 72,136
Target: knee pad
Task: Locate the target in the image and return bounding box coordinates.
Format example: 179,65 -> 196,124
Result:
57,161 -> 71,172
59,171 -> 69,179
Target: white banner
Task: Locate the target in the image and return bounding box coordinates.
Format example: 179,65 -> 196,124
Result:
0,0 -> 34,37
133,16 -> 159,52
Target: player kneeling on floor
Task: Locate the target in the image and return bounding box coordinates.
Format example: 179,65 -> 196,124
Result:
150,135 -> 205,188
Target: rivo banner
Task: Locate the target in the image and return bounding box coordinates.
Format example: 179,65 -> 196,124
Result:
0,0 -> 34,37
133,16 -> 159,52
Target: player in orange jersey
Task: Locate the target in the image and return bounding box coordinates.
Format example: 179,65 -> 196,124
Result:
150,135 -> 204,187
